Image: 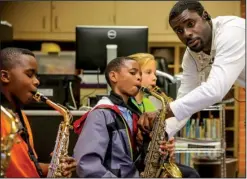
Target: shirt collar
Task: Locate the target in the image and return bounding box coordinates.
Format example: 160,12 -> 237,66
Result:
108,91 -> 141,116
117,105 -> 130,113
130,97 -> 144,113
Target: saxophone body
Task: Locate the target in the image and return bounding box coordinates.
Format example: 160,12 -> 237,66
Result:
141,86 -> 182,178
32,92 -> 73,178
1,106 -> 21,177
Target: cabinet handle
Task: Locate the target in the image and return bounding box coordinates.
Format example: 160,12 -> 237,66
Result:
113,15 -> 116,25
55,16 -> 58,29
42,16 -> 46,29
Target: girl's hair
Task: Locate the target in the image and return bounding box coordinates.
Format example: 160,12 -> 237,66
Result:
128,53 -> 156,69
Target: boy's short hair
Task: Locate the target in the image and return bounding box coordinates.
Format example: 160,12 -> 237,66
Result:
105,56 -> 134,86
169,0 -> 205,23
0,47 -> 35,70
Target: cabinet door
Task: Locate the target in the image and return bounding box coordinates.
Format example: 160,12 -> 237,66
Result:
201,1 -> 241,17
51,2 -> 115,32
1,2 -> 51,32
115,1 -> 176,34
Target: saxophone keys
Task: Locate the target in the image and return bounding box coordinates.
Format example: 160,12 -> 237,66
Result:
69,125 -> 73,130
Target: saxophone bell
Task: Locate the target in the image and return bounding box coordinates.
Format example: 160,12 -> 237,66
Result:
1,106 -> 21,177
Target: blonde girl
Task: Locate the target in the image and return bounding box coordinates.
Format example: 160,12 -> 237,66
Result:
128,53 -> 157,113
129,53 -> 177,161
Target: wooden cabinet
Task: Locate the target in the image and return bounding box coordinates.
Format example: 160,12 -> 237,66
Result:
1,1 -> 241,41
201,1 -> 241,17
115,1 -> 175,34
1,2 -> 51,33
51,2 -> 115,33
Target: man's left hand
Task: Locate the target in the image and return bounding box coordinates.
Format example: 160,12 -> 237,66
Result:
60,156 -> 77,177
166,104 -> 175,118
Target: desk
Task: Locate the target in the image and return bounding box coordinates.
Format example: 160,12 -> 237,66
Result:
24,110 -> 88,116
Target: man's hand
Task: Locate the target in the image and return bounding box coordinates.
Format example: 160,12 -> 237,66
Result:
137,112 -> 157,134
165,104 -> 175,119
158,137 -> 175,162
60,156 -> 77,177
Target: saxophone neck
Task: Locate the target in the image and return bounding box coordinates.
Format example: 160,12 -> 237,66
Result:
32,92 -> 71,122
140,87 -> 166,110
153,86 -> 173,103
46,100 -> 69,118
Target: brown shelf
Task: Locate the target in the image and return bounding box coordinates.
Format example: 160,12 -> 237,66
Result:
225,106 -> 234,110
226,127 -> 235,131
168,65 -> 175,68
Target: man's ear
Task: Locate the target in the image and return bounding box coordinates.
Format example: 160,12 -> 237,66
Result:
109,71 -> 118,84
202,11 -> 211,21
0,70 -> 10,83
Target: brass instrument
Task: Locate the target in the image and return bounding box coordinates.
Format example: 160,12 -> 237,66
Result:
1,106 -> 21,177
32,92 -> 73,178
141,86 -> 182,178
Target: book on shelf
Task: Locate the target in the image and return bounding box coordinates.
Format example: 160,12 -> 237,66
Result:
175,115 -> 222,167
175,137 -> 221,150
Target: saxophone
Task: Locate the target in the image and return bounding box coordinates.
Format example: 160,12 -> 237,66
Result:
32,92 -> 73,178
1,106 -> 22,177
141,86 -> 182,178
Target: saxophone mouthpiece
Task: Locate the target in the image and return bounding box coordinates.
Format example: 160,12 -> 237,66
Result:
32,91 -> 48,103
31,91 -> 36,96
140,87 -> 151,95
156,88 -> 163,94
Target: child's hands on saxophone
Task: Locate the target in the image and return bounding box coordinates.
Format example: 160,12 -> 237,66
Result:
136,111 -> 176,161
48,152 -> 77,177
60,156 -> 77,177
158,137 -> 175,162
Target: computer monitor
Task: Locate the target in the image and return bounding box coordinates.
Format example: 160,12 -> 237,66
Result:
76,26 -> 148,74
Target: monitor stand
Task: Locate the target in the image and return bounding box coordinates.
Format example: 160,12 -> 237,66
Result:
106,44 -> 118,94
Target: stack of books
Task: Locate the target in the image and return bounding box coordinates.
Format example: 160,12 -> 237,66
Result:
175,116 -> 222,167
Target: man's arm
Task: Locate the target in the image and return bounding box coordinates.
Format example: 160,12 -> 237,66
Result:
170,26 -> 245,121
165,49 -> 199,138
73,110 -> 117,178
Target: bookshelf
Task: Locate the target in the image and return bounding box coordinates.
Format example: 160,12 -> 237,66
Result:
149,42 -> 185,75
175,105 -> 227,178
149,42 -> 239,165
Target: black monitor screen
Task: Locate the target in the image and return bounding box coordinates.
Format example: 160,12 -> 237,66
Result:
76,26 -> 148,74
